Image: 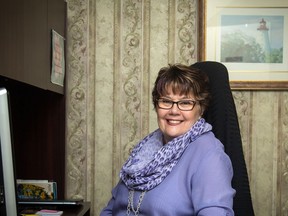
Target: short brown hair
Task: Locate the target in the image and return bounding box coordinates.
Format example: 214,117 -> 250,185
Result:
152,63 -> 211,113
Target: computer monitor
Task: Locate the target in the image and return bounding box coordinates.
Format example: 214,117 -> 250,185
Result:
0,88 -> 18,216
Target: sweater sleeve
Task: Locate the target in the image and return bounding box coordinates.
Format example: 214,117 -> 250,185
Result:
100,183 -> 119,216
192,145 -> 236,216
100,199 -> 113,216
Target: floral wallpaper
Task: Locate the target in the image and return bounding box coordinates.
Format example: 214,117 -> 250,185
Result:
65,0 -> 288,215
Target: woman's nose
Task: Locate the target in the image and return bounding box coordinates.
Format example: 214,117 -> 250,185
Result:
169,103 -> 180,114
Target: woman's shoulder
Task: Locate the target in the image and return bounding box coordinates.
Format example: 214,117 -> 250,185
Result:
193,131 -> 224,151
183,131 -> 232,171
181,131 -> 227,164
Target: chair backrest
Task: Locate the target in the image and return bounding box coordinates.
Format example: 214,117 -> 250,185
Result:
191,61 -> 254,216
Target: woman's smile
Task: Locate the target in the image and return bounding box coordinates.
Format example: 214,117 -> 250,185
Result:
156,89 -> 201,144
166,119 -> 183,125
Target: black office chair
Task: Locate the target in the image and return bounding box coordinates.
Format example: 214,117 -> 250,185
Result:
191,61 -> 254,216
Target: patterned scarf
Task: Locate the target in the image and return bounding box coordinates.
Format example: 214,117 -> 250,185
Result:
120,118 -> 212,191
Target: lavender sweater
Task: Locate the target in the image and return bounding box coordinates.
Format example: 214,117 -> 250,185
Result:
100,131 -> 235,216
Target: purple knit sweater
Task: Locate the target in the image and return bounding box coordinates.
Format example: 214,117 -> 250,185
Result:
100,131 -> 235,216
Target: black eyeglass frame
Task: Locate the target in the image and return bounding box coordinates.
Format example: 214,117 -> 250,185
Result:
156,98 -> 198,111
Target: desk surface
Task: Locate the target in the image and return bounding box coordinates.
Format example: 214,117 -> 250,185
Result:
19,202 -> 91,216
62,202 -> 90,216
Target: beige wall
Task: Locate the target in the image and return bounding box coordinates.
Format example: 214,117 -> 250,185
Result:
65,0 -> 288,215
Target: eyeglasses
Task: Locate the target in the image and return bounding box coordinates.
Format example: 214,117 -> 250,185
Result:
156,98 -> 197,111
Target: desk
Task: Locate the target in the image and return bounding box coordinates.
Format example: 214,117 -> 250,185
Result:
18,202 -> 91,216
61,202 -> 90,216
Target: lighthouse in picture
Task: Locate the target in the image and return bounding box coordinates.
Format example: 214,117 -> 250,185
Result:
257,18 -> 271,63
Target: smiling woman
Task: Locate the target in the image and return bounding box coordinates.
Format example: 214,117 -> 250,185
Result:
100,64 -> 235,216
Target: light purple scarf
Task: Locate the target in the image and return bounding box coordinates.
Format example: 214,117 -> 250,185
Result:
120,118 -> 212,191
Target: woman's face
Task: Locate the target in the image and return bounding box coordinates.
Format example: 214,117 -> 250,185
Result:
156,87 -> 202,144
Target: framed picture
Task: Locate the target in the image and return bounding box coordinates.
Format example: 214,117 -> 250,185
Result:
198,0 -> 288,90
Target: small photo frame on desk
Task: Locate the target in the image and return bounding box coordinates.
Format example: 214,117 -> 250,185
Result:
198,0 -> 288,90
51,29 -> 65,87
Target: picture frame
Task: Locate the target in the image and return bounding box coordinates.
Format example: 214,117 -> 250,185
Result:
197,0 -> 288,90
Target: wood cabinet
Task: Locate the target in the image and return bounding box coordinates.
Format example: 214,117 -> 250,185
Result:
0,76 -> 66,199
0,0 -> 66,94
0,0 -> 66,199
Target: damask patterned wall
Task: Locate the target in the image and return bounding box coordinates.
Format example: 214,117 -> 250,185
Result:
65,0 -> 288,215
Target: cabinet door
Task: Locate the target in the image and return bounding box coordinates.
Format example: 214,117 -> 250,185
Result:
0,0 -> 66,94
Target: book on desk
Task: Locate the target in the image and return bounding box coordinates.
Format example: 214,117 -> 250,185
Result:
16,179 -> 57,200
16,180 -> 89,216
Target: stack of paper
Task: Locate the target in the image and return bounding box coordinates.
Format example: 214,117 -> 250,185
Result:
36,209 -> 63,215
